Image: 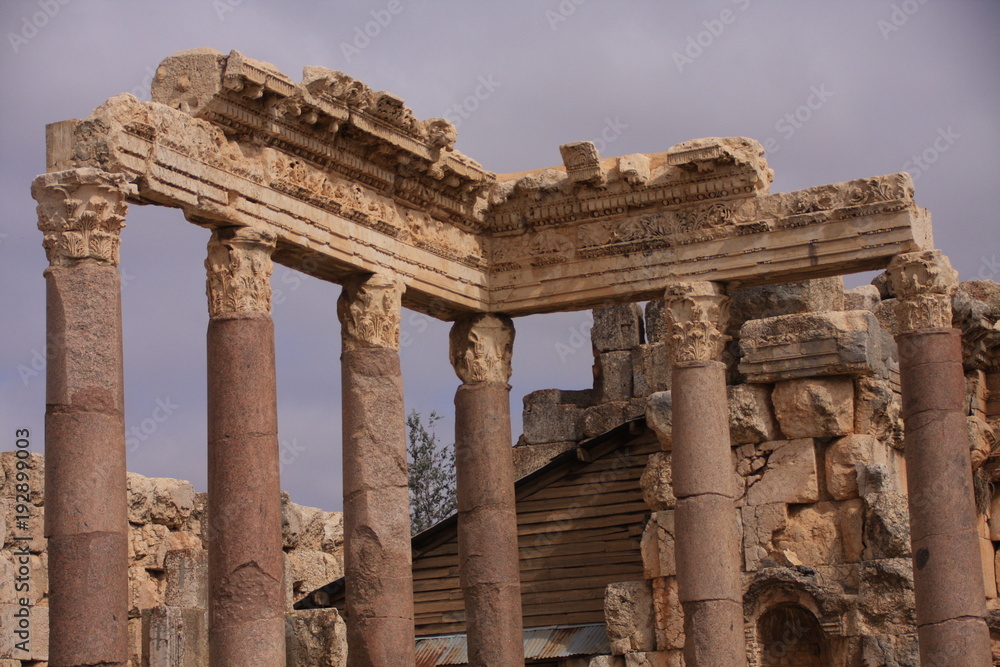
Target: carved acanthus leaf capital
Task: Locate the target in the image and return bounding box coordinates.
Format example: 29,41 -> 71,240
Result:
887,250 -> 959,332
338,272 -> 404,351
32,168 -> 130,268
663,280 -> 730,364
449,313 -> 515,384
205,226 -> 276,317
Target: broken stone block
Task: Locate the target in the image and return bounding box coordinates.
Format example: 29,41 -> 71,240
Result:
826,434 -> 888,501
873,298 -> 898,335
164,549 -> 208,610
982,537 -> 997,599
989,489 -> 1000,541
127,471 -> 154,525
728,384 -> 779,445
773,500 -> 864,566
641,511 -> 675,579
746,439 -> 819,506
148,606 -> 208,667
646,391 -> 672,449
966,369 -> 989,420
513,441 -> 577,478
285,608 -> 347,667
130,522 -> 169,571
853,376 -> 903,450
582,400 -> 644,438
282,492 -> 303,550
845,284 -> 880,312
129,564 -> 164,614
561,140 -> 608,186
640,453 -> 675,512
522,389 -> 589,445
862,492 -> 910,560
286,549 -> 344,605
859,634 -> 920,666
592,303 -> 645,352
605,580 -> 656,654
619,153 -> 652,186
624,651 -> 674,667
739,310 -> 895,383
651,577 -> 684,651
645,301 -> 666,344
771,377 -> 854,438
149,477 -> 196,529
741,502 -> 788,571
968,415 -> 996,470
595,350 -> 634,403
729,277 -> 846,329
632,343 -> 670,398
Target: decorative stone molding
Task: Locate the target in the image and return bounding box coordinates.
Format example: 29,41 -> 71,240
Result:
662,280 -> 730,364
449,313 -> 515,384
337,272 -> 404,351
32,168 -> 130,268
205,226 -> 276,317
886,249 -> 959,332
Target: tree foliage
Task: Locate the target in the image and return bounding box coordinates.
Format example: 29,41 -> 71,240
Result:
407,410 -> 457,535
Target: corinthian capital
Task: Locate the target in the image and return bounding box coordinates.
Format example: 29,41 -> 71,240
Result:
337,272 -> 404,351
663,280 -> 730,364
887,250 -> 959,332
205,226 -> 276,318
449,313 -> 515,384
32,168 -> 130,268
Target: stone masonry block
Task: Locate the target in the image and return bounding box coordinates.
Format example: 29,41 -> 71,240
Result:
746,439 -> 820,506
772,377 -> 854,438
605,580 -> 656,655
593,303 -> 644,352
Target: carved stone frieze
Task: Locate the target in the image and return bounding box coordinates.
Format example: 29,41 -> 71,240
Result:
205,226 -> 276,317
886,249 -> 959,332
337,273 -> 404,351
662,280 -> 730,364
32,168 -> 130,268
449,313 -> 515,384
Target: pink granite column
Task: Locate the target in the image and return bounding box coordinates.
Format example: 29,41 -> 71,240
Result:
205,227 -> 285,666
663,281 -> 746,667
450,314 -> 524,666
338,273 -> 416,666
888,250 -> 991,665
33,168 -> 130,667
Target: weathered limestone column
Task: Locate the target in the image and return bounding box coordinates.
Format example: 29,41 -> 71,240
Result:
662,281 -> 746,667
205,226 -> 286,666
449,314 -> 524,666
888,250 -> 991,665
337,273 -> 416,666
33,168 -> 130,666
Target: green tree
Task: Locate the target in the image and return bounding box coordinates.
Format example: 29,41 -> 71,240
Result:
407,410 -> 457,534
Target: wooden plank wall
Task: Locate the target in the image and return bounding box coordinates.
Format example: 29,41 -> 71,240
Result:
412,435 -> 657,636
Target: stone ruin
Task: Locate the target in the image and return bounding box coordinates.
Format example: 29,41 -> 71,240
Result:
17,46 -> 1000,665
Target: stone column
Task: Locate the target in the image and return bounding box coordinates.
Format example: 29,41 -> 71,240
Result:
450,314 -> 524,666
205,226 -> 285,666
662,281 -> 746,667
887,250 -> 991,665
337,273 -> 416,666
33,168 -> 130,667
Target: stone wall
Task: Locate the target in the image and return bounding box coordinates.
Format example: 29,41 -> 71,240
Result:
519,276 -> 1000,666
0,454 -> 346,666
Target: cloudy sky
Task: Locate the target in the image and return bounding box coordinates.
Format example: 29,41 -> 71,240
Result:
1,0 -> 997,511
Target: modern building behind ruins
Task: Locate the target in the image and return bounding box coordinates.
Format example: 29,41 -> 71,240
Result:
14,47 -> 1000,665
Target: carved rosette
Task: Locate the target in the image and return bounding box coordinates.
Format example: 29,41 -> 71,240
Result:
32,168 -> 130,268
337,272 -> 404,351
449,313 -> 515,384
662,280 -> 730,364
205,226 -> 277,318
887,250 -> 959,332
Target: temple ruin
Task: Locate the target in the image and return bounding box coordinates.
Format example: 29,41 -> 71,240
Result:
15,47 -> 1000,665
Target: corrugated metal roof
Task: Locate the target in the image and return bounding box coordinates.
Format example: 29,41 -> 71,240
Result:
415,623 -> 610,666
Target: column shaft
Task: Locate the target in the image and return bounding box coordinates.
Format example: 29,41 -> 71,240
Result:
34,169 -> 130,667
205,227 -> 285,666
898,329 -> 990,663
455,382 -> 523,665
339,274 -> 415,666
